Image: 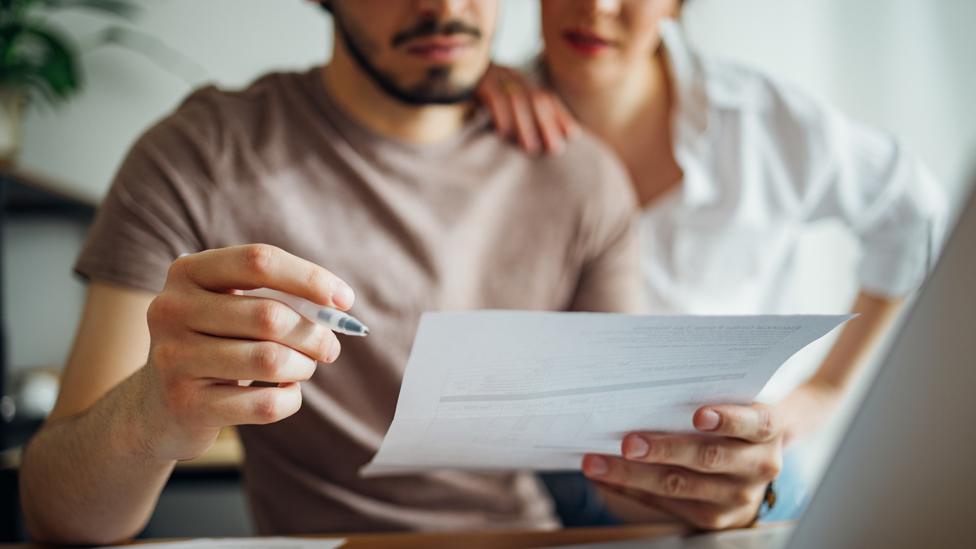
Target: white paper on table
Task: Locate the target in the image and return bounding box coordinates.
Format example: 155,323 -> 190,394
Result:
98,537 -> 345,548
362,311 -> 852,476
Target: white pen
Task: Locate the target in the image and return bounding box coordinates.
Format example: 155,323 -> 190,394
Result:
243,287 -> 370,337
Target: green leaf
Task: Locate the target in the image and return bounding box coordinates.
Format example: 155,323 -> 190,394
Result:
0,22 -> 80,106
28,24 -> 80,97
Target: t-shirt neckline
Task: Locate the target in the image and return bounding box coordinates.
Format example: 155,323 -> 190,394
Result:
304,66 -> 489,159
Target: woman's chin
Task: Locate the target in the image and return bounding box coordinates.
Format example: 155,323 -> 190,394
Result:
552,62 -> 624,91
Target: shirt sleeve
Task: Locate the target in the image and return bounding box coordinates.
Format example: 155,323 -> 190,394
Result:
566,139 -> 646,314
787,99 -> 949,297
74,88 -> 223,293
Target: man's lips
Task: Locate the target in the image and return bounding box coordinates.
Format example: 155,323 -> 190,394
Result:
562,29 -> 616,56
403,36 -> 473,63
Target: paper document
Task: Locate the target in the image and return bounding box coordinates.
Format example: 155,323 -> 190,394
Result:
363,311 -> 851,476
98,538 -> 344,548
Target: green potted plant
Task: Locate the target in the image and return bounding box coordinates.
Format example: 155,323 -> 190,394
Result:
0,0 -> 139,164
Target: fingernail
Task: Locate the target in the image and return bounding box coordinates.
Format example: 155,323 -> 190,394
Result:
698,409 -> 721,431
624,436 -> 650,459
327,339 -> 342,363
584,455 -> 609,477
332,282 -> 355,310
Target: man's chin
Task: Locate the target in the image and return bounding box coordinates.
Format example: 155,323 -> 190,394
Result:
382,73 -> 480,106
396,87 -> 477,106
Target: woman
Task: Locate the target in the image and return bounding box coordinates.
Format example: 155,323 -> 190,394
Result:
478,0 -> 947,530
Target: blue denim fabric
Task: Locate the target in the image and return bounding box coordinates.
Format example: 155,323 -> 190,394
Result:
540,472 -> 622,527
540,450 -> 810,527
760,449 -> 810,522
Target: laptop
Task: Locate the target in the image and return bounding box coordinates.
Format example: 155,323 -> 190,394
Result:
548,181 -> 976,549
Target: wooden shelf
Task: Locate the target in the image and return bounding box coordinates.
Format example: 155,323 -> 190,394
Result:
1,427 -> 243,472
176,428 -> 243,470
0,165 -> 97,218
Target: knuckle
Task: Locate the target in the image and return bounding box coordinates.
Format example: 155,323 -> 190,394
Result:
243,244 -> 278,279
253,342 -> 281,378
755,406 -> 779,440
653,438 -> 673,460
150,342 -> 180,369
757,457 -> 782,480
731,487 -> 755,507
305,267 -> 329,299
698,443 -> 724,471
691,510 -> 724,531
253,393 -> 280,423
165,255 -> 191,282
147,295 -> 179,327
255,301 -> 285,337
664,471 -> 687,497
705,511 -> 734,531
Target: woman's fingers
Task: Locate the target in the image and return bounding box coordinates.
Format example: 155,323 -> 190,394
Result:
507,81 -> 542,154
620,432 -> 781,479
477,65 -> 577,155
530,92 -> 567,154
583,454 -> 761,506
478,70 -> 515,137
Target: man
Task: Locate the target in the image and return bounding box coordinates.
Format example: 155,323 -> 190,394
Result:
22,0 -> 793,542
20,0 -> 642,543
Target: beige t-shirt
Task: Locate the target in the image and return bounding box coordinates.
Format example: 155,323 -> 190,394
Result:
75,67 -> 642,534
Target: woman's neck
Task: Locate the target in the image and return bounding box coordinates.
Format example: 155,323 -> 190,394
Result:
555,56 -> 664,140
550,52 -> 683,208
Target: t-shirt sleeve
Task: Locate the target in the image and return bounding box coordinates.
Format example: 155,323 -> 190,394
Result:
566,141 -> 646,314
74,90 -> 222,293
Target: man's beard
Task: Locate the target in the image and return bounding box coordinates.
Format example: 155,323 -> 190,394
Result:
331,12 -> 483,106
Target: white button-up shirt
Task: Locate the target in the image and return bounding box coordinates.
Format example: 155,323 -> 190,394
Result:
644,21 -> 948,398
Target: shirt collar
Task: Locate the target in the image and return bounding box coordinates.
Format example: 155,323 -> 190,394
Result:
659,18 -> 718,208
660,18 -> 710,138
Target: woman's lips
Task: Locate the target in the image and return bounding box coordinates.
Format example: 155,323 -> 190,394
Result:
562,29 -> 615,56
404,37 -> 473,63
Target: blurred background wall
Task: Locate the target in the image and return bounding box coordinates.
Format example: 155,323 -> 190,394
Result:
4,0 -> 975,538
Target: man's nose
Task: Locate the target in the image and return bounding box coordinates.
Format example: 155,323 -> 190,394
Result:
415,0 -> 472,20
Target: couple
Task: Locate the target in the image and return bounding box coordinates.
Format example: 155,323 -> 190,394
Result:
21,0 -> 944,544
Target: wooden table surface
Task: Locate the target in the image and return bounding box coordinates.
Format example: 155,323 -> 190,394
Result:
3,524 -> 689,548
336,524 -> 686,548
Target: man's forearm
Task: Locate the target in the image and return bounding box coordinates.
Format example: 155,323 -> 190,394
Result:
20,368 -> 175,545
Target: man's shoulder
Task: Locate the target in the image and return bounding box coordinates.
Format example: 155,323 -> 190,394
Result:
530,127 -> 635,207
125,68 -> 321,181
165,69 -> 314,133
